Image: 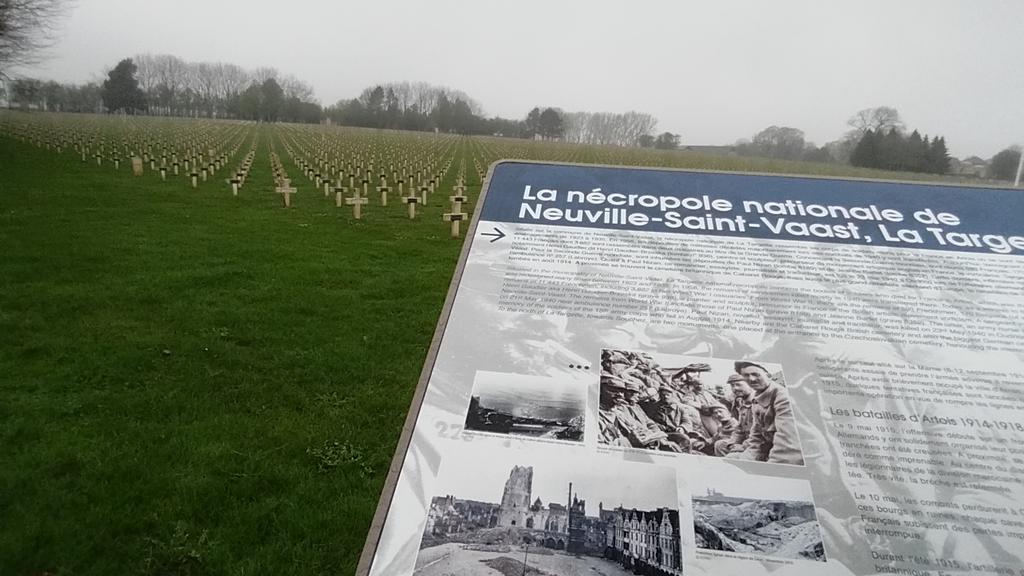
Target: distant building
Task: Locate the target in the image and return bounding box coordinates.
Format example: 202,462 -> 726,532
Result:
950,156 -> 989,178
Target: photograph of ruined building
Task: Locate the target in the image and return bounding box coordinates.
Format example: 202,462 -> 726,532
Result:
464,372 -> 585,442
693,488 -> 825,562
417,464 -> 683,576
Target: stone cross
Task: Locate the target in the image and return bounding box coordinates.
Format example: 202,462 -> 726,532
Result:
132,156 -> 144,176
346,186 -> 369,219
334,186 -> 346,208
276,179 -> 296,207
449,194 -> 468,214
405,195 -> 420,219
230,177 -> 240,196
443,211 -> 467,238
377,183 -> 390,207
190,171 -> 199,188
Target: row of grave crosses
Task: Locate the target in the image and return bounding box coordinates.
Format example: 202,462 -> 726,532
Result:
275,131 -> 478,236
276,130 -> 455,202
279,139 -> 454,222
276,126 -> 457,187
270,148 -> 297,207
37,120 -> 252,185
0,117 -> 242,167
30,121 -> 255,191
227,139 -> 259,196
270,152 -> 471,237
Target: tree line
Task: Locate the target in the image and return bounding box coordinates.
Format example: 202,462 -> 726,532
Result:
731,107 -> 951,175
850,129 -> 949,174
9,54 -> 1024,179
6,54 -> 324,123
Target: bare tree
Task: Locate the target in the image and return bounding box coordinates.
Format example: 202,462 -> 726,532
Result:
251,66 -> 278,84
0,0 -> 71,77
133,53 -> 159,94
280,74 -> 315,102
561,110 -> 657,146
847,106 -> 903,136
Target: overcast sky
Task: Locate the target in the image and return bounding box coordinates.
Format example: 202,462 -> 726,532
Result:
17,0 -> 1024,158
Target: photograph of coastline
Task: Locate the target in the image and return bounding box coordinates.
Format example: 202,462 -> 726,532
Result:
464,371 -> 585,442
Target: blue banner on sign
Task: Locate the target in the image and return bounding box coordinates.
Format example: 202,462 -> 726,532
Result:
479,162 -> 1024,255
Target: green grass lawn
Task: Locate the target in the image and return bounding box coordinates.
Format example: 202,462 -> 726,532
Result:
0,133 -> 468,575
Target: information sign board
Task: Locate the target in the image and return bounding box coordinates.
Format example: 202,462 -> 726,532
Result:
359,161 -> 1024,576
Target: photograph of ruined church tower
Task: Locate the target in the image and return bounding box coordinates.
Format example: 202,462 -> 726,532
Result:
416,454 -> 683,576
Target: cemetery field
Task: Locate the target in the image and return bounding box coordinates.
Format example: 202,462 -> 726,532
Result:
0,114 -> 974,575
0,130 -> 468,575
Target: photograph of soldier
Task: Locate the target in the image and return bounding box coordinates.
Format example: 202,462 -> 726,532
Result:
725,360 -> 804,465
599,350 -> 805,465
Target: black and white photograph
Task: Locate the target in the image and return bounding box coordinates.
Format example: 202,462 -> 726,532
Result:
464,371 -> 586,442
416,448 -> 682,576
690,471 -> 825,562
599,349 -> 804,465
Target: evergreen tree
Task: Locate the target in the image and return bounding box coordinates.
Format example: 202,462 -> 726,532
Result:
432,94 -> 453,131
524,107 -> 542,138
653,132 -> 680,150
880,129 -> 906,171
906,130 -> 925,172
850,130 -> 880,168
101,58 -> 147,113
927,136 -> 950,174
237,84 -> 261,120
259,78 -> 283,122
538,108 -> 564,140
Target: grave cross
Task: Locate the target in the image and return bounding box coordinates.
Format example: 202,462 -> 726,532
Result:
346,186 -> 369,219
443,211 -> 467,238
449,194 -> 468,214
405,195 -> 421,219
276,179 -> 296,208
